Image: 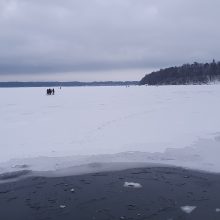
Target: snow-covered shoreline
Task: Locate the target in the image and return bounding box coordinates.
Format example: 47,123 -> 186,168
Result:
1,85 -> 220,175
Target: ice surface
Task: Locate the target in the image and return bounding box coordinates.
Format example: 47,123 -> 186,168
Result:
0,85 -> 220,177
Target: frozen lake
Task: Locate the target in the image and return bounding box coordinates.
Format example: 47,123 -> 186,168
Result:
1,85 -> 220,175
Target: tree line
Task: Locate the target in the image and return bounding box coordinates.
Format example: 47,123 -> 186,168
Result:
140,60 -> 220,85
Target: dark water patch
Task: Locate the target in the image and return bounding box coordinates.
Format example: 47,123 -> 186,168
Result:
0,167 -> 220,219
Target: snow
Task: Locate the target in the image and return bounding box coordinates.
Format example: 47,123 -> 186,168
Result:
0,85 -> 220,176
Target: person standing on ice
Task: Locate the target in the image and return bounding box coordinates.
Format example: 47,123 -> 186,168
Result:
52,88 -> 55,95
46,89 -> 51,95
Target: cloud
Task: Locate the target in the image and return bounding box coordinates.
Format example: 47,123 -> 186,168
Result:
0,0 -> 220,80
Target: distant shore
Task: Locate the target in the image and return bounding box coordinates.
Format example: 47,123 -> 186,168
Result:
1,166 -> 220,220
0,81 -> 139,88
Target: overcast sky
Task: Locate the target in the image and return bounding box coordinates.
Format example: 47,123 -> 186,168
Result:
0,0 -> 220,81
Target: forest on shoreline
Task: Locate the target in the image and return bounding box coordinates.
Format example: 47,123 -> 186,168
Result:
140,60 -> 220,85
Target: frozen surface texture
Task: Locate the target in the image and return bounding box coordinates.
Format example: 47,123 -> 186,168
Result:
0,85 -> 220,175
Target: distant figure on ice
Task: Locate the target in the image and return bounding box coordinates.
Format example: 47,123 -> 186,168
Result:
47,88 -> 51,95
46,88 -> 54,95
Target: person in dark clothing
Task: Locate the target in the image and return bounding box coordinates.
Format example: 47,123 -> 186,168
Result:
46,88 -> 52,95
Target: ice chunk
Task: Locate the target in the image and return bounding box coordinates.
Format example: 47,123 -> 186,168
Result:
181,206 -> 196,214
123,182 -> 142,188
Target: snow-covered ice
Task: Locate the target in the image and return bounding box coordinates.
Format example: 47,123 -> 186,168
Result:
0,85 -> 220,176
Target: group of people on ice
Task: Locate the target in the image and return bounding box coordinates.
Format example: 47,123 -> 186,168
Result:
46,88 -> 55,95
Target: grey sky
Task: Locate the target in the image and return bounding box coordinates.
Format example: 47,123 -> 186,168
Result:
0,0 -> 220,81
